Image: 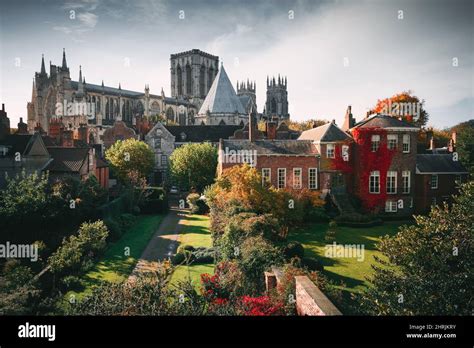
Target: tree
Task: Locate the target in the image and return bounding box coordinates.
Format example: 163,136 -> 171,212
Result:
169,142 -> 217,191
105,139 -> 154,184
360,181 -> 473,315
371,90 -> 429,127
287,119 -> 328,132
451,119 -> 474,174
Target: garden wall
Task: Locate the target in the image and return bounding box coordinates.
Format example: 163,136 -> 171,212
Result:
265,267 -> 342,316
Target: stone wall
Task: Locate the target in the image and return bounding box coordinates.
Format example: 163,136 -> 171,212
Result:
265,267 -> 342,316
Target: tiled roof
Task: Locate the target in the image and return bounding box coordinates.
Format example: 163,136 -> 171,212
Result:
298,122 -> 352,142
416,154 -> 468,174
353,114 -> 419,129
166,125 -> 241,142
198,65 -> 246,115
45,147 -> 89,173
222,139 -> 318,156
0,134 -> 33,154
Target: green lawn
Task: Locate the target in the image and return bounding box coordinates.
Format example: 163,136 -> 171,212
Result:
64,214 -> 163,301
169,214 -> 214,290
289,222 -> 407,293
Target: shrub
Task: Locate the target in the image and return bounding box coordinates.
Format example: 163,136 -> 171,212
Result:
302,257 -> 324,272
238,236 -> 283,294
139,187 -> 168,214
283,241 -> 304,260
118,213 -> 137,230
192,247 -> 216,263
48,221 -> 109,275
176,244 -> 195,254
60,275 -> 83,292
104,218 -> 123,241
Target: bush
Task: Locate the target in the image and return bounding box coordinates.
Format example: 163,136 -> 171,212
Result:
176,244 -> 195,254
238,236 -> 283,294
283,241 -> 304,260
139,187 -> 168,214
60,275 -> 83,292
192,247 -> 216,263
302,257 -> 324,272
104,218 -> 123,241
48,221 -> 109,275
118,213 -> 137,230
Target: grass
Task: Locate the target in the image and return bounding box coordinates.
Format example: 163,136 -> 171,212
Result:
289,222 -> 406,293
169,214 -> 214,290
64,214 -> 163,301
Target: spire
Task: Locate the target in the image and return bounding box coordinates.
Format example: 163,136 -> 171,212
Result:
31,79 -> 36,100
40,54 -> 46,75
284,76 -> 287,86
272,77 -> 275,86
278,74 -> 281,85
62,48 -> 68,70
101,80 -> 104,87
83,76 -> 86,84
78,65 -> 82,83
119,82 -> 121,90
266,76 -> 269,87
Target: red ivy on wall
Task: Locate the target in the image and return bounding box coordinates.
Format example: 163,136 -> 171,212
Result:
331,141 -> 353,173
351,127 -> 396,211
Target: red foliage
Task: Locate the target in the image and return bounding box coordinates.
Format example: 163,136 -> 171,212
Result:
239,296 -> 283,316
331,142 -> 353,173
351,127 -> 396,211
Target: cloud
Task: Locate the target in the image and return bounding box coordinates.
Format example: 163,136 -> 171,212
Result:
78,12 -> 98,28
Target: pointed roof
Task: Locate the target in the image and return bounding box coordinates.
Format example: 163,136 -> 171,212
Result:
198,65 -> 246,115
41,54 -> 46,75
62,48 -> 68,70
352,114 -> 419,130
298,121 -> 352,142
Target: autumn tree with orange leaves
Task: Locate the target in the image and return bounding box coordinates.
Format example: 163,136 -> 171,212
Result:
370,90 -> 429,127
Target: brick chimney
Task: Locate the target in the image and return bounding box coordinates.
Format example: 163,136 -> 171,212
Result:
17,117 -> 28,134
342,105 -> 355,131
249,108 -> 256,142
61,129 -> 74,147
448,131 -> 457,152
429,136 -> 435,150
266,121 -> 277,140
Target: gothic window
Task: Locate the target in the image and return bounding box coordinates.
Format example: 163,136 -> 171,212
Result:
179,111 -> 186,126
177,65 -> 183,96
105,99 -> 110,119
150,101 -> 160,115
186,64 -> 192,95
166,107 -> 175,122
136,101 -> 144,115
271,98 -> 277,114
199,65 -> 205,97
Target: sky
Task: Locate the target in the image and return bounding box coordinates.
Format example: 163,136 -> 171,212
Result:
0,0 -> 472,128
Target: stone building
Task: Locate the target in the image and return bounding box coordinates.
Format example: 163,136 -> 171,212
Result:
236,80 -> 257,114
264,75 -> 289,121
170,49 -> 219,111
195,64 -> 248,125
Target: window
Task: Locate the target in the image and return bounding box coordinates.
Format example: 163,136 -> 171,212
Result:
387,134 -> 398,150
161,155 -> 168,167
403,134 -> 410,153
369,171 -> 380,193
326,144 -> 335,158
341,145 -> 349,161
293,168 -> 302,189
402,171 -> 410,193
371,135 -> 380,152
431,174 -> 438,189
309,168 -> 318,189
262,168 -> 271,186
277,168 -> 286,189
386,171 -> 397,194
385,200 -> 397,213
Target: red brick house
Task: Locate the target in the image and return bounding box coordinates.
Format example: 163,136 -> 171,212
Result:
349,114 -> 419,216
415,154 -> 469,213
